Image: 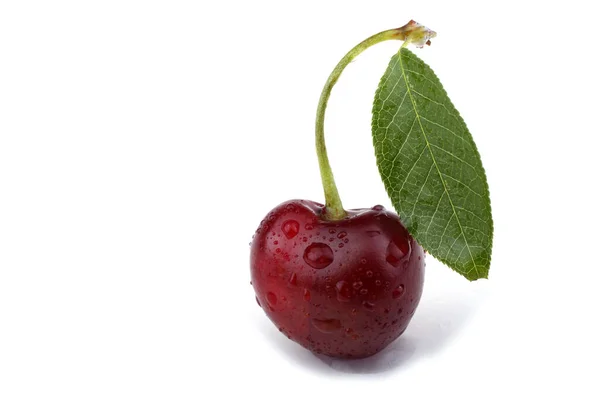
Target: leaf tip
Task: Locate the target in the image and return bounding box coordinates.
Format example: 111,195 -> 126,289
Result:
464,263 -> 490,281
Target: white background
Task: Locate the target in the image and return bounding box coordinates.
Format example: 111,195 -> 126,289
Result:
1,1 -> 599,399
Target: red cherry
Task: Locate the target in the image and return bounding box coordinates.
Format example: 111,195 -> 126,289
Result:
250,199 -> 425,359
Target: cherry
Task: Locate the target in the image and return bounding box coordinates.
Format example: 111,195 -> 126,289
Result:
250,22 -> 433,359
250,200 -> 425,359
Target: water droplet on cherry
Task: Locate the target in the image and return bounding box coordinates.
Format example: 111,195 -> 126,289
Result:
303,289 -> 311,301
335,280 -> 352,302
305,223 -> 314,230
362,301 -> 375,311
303,243 -> 334,269
337,231 -> 347,239
386,237 -> 410,267
281,220 -> 300,239
289,273 -> 297,285
266,292 -> 277,308
366,270 -> 373,278
392,284 -> 405,299
311,318 -> 341,333
352,281 -> 363,290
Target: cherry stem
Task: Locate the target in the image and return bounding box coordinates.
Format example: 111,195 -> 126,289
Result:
315,23 -> 429,220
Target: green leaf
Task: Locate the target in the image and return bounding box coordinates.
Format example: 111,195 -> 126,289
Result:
371,48 -> 493,281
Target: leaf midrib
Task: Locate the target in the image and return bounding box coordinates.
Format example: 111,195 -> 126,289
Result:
398,49 -> 478,276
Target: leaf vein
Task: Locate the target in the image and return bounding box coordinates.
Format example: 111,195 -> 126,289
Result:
430,143 -> 478,171
409,162 -> 435,221
396,144 -> 428,193
387,117 -> 417,180
419,115 -> 470,145
410,88 -> 461,121
440,173 -> 483,198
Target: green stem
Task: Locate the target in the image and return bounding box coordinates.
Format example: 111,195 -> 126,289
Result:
315,27 -> 412,220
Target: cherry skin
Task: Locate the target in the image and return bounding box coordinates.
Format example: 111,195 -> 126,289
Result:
250,199 -> 425,359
